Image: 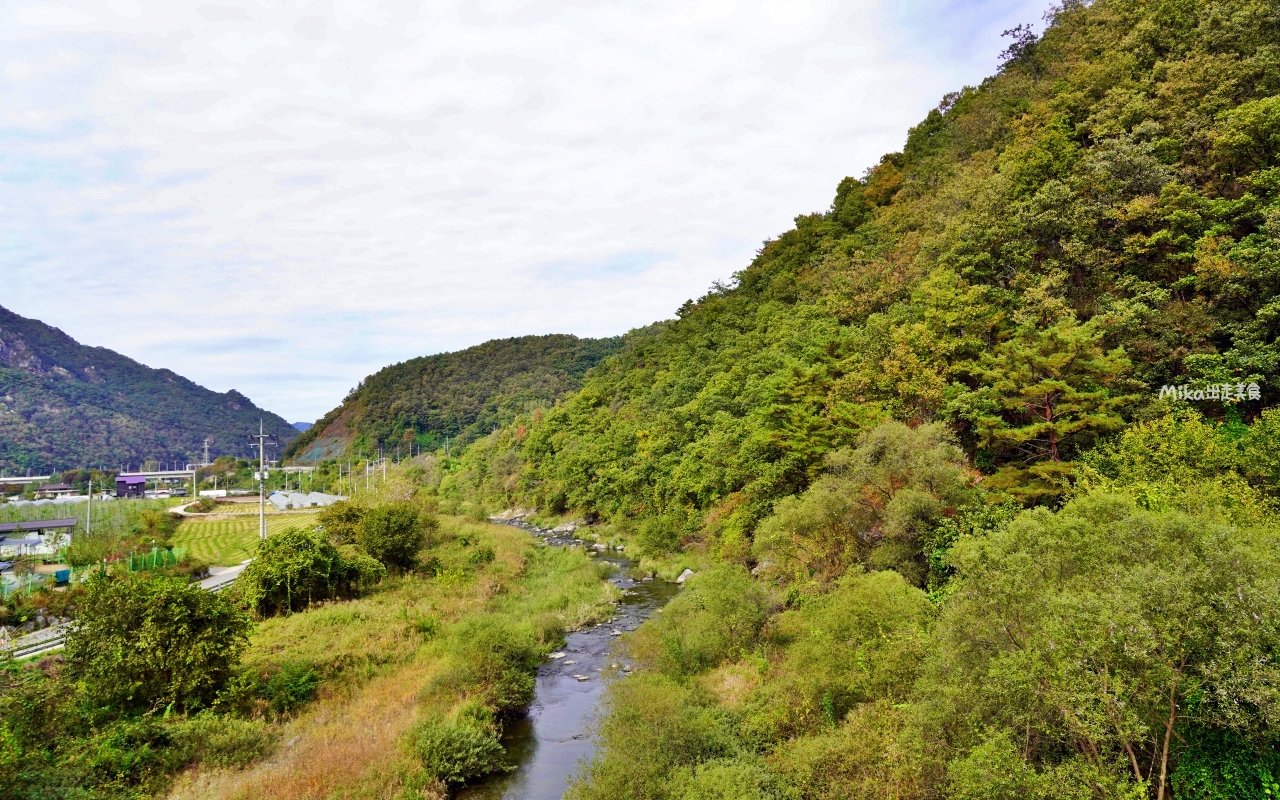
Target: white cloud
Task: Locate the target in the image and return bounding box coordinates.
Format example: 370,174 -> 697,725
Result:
0,0 -> 1049,422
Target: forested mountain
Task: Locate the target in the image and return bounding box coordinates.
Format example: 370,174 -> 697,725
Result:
0,305 -> 296,473
284,334 -> 625,462
439,0 -> 1280,795
457,0 -> 1280,537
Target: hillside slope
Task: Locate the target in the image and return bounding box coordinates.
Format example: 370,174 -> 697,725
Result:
0,305 -> 296,472
453,0 -> 1280,550
284,334 -> 625,462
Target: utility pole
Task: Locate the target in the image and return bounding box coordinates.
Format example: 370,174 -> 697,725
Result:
86,478 -> 92,537
246,420 -> 279,541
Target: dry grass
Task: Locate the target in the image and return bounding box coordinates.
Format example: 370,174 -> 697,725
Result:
168,659 -> 442,800
700,660 -> 763,709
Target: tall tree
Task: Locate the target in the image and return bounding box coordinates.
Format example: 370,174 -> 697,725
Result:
953,319 -> 1137,496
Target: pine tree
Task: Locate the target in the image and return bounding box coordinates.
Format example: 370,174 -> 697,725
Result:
955,318 -> 1137,495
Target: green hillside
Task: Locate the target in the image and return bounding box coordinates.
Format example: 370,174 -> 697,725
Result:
435,1 -> 1280,796
284,333 -> 625,462
456,0 -> 1280,541
0,304 -> 297,473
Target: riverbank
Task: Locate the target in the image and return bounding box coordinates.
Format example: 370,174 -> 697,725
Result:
165,515 -> 618,800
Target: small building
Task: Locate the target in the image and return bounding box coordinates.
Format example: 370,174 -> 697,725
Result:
35,483 -> 74,499
116,475 -> 148,498
268,491 -> 347,511
0,518 -> 77,557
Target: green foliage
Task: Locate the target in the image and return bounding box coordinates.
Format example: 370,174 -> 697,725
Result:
0,303 -> 296,473
134,510 -> 182,546
630,565 -> 767,678
235,526 -> 385,616
169,712 -> 273,769
64,574 -> 252,714
316,499 -> 365,544
255,661 -> 321,717
1075,411 -> 1272,522
950,318 -> 1138,499
284,333 -> 623,460
920,492 -> 1280,791
433,617 -> 541,713
741,571 -> 930,743
1171,726 -> 1280,800
355,502 -> 429,569
753,421 -> 975,587
410,716 -> 507,785
566,674 -> 741,800
317,499 -> 436,570
681,758 -> 794,800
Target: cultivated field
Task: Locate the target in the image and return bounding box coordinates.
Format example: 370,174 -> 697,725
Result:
172,512 -> 320,566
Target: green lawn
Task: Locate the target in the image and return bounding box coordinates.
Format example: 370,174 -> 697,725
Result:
173,512 -> 320,566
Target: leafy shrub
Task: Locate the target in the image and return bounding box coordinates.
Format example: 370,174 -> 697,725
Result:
768,702 -> 924,800
411,717 -> 506,784
566,674 -> 739,800
753,421 -> 974,587
1171,726 -> 1280,800
316,500 -> 366,544
256,661 -> 321,716
630,565 -> 767,677
467,545 -> 496,565
135,510 -> 183,546
741,571 -> 930,742
682,757 -> 793,800
171,712 -> 272,769
64,575 -> 252,713
357,502 -> 429,568
236,526 -> 384,616
435,617 -> 539,713
319,500 -> 435,570
187,497 -> 218,513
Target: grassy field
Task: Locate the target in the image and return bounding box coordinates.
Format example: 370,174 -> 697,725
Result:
173,512 -> 320,566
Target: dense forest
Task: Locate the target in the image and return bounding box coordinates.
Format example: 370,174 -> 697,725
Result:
284,334 -> 624,462
437,0 -> 1280,796
454,0 -> 1280,541
0,305 -> 296,473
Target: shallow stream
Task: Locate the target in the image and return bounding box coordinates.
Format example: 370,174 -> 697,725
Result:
456,521 -> 678,800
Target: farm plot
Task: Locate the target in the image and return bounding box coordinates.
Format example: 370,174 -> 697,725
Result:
173,512 -> 320,566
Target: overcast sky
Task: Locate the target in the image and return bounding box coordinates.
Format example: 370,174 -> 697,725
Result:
1,0 -> 1048,423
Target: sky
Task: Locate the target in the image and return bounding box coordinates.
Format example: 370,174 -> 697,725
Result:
0,0 -> 1050,423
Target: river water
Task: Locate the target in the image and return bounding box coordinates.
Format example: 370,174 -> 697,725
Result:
457,522 -> 678,800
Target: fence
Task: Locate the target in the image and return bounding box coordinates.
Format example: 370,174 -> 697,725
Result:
126,547 -> 187,572
0,547 -> 188,598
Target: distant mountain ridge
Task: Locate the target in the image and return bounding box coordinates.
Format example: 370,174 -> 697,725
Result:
285,333 -> 625,462
0,304 -> 296,473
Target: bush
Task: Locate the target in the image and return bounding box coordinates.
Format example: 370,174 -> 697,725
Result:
435,617 -> 540,713
631,565 -> 768,677
317,500 -> 366,544
64,575 -> 252,713
236,527 -> 384,616
171,713 -> 273,769
467,544 -> 496,565
136,510 -> 183,546
566,674 -> 739,800
357,502 -> 429,569
187,497 -> 218,513
256,661 -> 321,716
683,757 -> 793,800
411,717 -> 506,784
